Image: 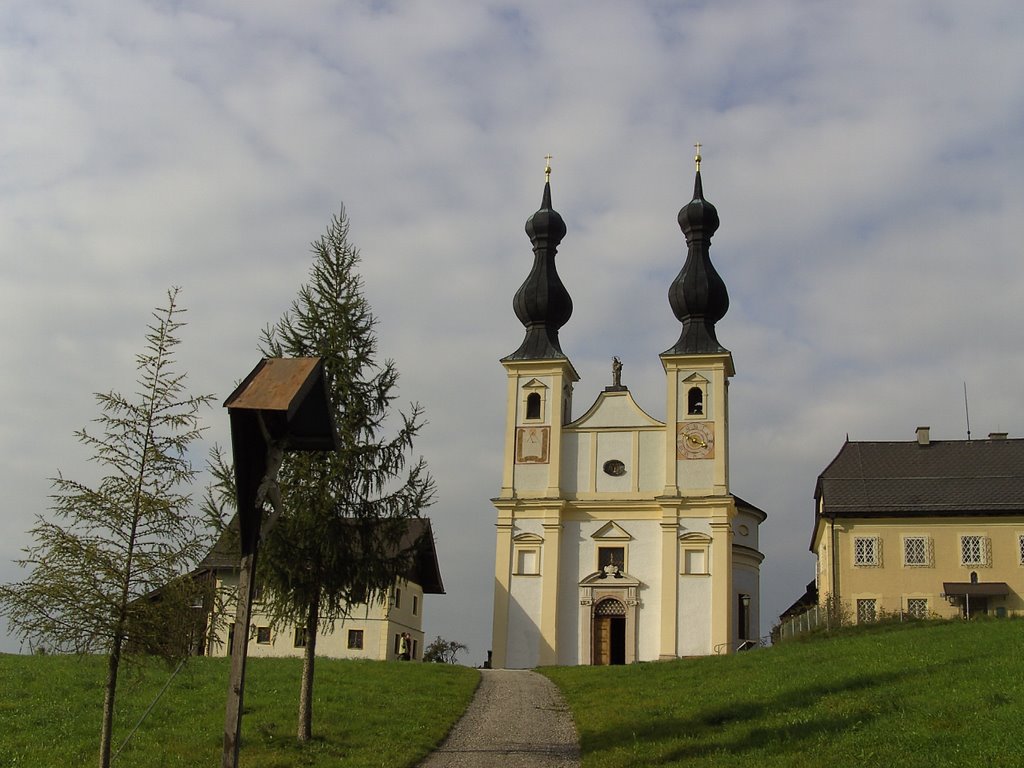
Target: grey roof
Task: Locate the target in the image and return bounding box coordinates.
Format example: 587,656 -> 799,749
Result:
197,516 -> 445,594
815,438 -> 1024,517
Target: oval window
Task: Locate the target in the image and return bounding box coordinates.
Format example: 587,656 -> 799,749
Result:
602,459 -> 626,477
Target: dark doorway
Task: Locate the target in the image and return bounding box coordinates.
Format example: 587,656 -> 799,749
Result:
592,598 -> 627,665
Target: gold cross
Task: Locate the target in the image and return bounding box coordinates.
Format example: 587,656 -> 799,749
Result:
694,141 -> 702,172
544,154 -> 552,182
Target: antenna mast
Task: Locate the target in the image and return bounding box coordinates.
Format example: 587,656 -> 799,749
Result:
963,381 -> 972,441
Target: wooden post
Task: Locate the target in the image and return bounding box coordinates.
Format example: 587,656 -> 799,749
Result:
222,549 -> 258,768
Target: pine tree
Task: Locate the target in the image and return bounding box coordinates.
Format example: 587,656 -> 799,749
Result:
0,288 -> 214,768
259,207 -> 434,741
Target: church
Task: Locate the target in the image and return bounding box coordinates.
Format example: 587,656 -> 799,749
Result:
491,152 -> 766,667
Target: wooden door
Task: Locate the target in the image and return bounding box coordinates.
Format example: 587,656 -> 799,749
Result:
593,617 -> 611,665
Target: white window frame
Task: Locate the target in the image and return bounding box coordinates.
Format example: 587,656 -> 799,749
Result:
856,598 -> 877,624
960,534 -> 990,567
906,598 -> 928,619
853,536 -> 881,567
902,535 -> 931,567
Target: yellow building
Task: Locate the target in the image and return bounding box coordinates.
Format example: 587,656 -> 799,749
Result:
812,427 -> 1024,622
491,157 -> 766,667
194,518 -> 444,661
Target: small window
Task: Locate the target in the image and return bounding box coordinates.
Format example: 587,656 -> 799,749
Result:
687,386 -> 704,415
393,633 -> 401,655
906,598 -> 928,619
853,536 -> 880,567
526,392 -> 542,420
293,627 -> 307,648
598,546 -> 625,575
960,535 -> 988,567
903,536 -> 929,567
683,548 -> 707,575
516,548 -> 540,575
412,595 -> 419,616
412,639 -> 418,660
1018,534 -> 1024,566
348,629 -> 364,650
256,626 -> 271,644
856,599 -> 877,624
394,587 -> 402,609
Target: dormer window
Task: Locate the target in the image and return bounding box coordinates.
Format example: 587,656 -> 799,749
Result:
526,392 -> 541,420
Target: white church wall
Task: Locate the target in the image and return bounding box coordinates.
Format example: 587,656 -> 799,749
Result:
595,431 -> 633,493
638,430 -> 665,492
513,463 -> 549,493
677,458 -> 714,490
507,568 -> 543,668
679,575 -> 712,655
560,432 -> 589,494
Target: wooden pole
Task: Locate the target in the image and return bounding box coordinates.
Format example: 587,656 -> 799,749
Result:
222,548 -> 258,768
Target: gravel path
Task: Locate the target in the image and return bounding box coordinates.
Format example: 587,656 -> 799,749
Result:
416,668 -> 581,768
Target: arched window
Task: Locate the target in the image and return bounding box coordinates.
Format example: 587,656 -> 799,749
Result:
687,386 -> 704,415
526,391 -> 541,420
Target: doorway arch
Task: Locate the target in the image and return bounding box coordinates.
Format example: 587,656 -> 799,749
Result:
579,570 -> 640,665
593,598 -> 626,665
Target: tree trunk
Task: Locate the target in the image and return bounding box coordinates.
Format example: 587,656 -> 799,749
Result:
297,594 -> 319,741
99,635 -> 122,768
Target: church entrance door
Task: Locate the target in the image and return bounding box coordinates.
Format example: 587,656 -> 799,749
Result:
592,599 -> 627,665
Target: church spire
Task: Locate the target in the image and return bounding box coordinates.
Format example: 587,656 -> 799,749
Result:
664,149 -> 729,355
505,157 -> 573,360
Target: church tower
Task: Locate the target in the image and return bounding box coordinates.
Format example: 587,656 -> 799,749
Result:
491,159 -> 579,668
491,152 -> 763,669
657,145 -> 737,656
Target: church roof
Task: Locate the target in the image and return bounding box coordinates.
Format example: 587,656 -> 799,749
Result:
198,516 -> 445,594
815,437 -> 1024,517
504,163 -> 573,361
663,153 -> 730,356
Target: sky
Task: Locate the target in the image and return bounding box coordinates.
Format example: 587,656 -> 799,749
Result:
2,1 -> 1023,662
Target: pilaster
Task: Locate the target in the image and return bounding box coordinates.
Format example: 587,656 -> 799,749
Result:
659,517 -> 679,659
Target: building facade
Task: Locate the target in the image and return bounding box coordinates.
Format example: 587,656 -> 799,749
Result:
811,427 -> 1024,622
195,518 -> 443,661
491,157 -> 765,668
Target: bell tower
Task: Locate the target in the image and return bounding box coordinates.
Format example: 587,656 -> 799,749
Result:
491,158 -> 578,668
658,146 -> 736,656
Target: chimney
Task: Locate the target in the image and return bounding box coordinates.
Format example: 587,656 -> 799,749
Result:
916,426 -> 930,445
989,432 -> 1008,440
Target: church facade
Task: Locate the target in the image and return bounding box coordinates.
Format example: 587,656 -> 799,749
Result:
491,156 -> 765,667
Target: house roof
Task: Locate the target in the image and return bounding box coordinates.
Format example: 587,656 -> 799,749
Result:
197,516 -> 445,594
815,438 -> 1024,517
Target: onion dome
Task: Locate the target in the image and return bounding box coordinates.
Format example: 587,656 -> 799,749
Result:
664,148 -> 729,355
505,159 -> 573,360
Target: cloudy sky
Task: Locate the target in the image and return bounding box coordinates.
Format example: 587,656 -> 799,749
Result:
3,1 -> 1023,660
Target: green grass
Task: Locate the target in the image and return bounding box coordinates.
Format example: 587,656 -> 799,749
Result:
0,655 -> 479,768
541,618 -> 1024,768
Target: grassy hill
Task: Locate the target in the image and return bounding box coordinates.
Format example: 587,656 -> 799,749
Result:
0,654 -> 479,767
542,618 -> 1024,768
3,620 -> 1023,767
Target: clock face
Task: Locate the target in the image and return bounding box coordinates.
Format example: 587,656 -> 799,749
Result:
677,421 -> 715,459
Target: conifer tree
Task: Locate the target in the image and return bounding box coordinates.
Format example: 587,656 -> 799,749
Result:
259,207 -> 434,741
0,288 -> 214,768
